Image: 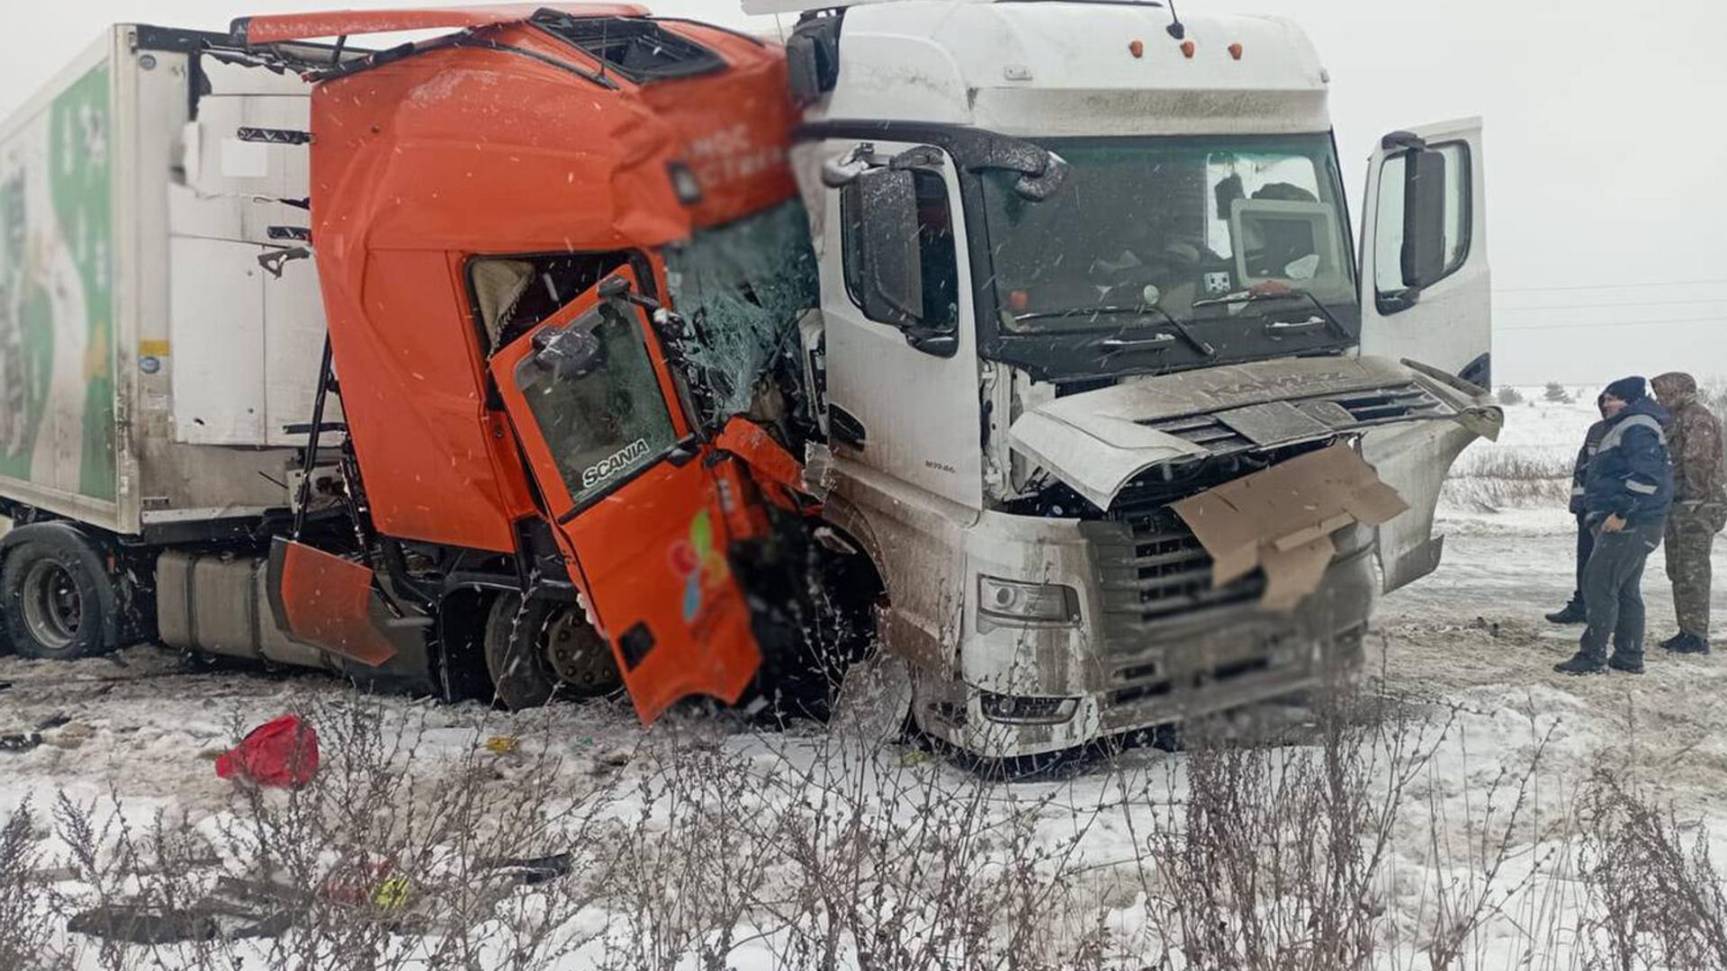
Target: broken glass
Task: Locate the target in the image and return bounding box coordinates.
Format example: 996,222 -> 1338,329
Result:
663,200 -> 819,427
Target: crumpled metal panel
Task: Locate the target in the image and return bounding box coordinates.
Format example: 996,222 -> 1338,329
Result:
1007,356 -> 1465,510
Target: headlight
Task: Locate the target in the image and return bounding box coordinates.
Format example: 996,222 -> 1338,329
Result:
977,575 -> 1079,625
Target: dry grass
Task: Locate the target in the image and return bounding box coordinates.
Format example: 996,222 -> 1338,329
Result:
1443,448 -> 1574,510
4,672 -> 1724,970
1579,770 -> 1727,970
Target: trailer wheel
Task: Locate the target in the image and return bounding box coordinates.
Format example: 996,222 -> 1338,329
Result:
0,530 -> 120,660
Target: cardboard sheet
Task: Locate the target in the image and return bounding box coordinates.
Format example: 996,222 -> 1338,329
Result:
1171,443 -> 1408,611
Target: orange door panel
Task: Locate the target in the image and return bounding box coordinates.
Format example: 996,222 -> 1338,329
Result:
489,268 -> 761,722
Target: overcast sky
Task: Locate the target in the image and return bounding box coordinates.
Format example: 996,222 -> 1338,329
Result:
7,0 -> 1723,388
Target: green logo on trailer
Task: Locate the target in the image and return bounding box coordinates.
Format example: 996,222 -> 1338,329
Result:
0,61 -> 115,502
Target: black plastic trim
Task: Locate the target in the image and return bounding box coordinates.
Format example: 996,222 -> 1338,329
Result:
829,405 -> 867,449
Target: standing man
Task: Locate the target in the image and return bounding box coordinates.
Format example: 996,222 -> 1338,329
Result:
1652,372 -> 1726,654
1546,396 -> 1611,625
1555,377 -> 1673,675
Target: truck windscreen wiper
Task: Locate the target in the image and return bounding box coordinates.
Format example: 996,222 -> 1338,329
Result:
1013,305 -> 1217,358
1189,287 -> 1351,344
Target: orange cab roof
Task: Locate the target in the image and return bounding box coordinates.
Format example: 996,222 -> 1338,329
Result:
232,3 -> 650,45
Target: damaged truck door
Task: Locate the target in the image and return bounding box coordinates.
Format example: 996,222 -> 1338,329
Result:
1355,118 -> 1499,592
490,270 -> 763,723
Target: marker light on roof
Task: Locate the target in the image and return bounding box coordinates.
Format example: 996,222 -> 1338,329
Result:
1180,39 -> 1196,59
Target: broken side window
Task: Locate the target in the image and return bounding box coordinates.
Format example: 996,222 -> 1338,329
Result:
663,200 -> 819,427
469,252 -> 631,354
532,15 -> 726,83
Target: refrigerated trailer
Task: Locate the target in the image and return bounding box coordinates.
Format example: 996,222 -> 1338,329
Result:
0,25 -> 339,664
0,26 -> 326,536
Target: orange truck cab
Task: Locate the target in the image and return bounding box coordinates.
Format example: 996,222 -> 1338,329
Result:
242,5 -> 847,718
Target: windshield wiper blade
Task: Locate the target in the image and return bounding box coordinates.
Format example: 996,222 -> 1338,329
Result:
1190,287 -> 1350,343
1013,305 -> 1216,357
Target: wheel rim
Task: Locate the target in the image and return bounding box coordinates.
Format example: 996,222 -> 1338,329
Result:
544,609 -> 621,696
20,559 -> 81,650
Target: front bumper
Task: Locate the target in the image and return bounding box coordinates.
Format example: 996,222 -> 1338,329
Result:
909,512 -> 1378,759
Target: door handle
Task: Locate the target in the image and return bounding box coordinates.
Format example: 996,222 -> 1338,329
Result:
1264,316 -> 1325,334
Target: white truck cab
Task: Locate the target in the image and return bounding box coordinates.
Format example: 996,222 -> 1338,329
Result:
755,0 -> 1501,757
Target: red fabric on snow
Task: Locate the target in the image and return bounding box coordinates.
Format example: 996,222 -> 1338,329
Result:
215,715 -> 320,789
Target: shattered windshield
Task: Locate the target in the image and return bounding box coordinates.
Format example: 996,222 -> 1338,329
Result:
664,200 -> 819,424
981,134 -> 1354,334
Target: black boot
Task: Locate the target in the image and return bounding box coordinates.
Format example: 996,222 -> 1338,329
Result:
1608,653 -> 1644,674
1554,652 -> 1606,675
1545,602 -> 1588,625
1664,632 -> 1711,655
1658,632 -> 1687,651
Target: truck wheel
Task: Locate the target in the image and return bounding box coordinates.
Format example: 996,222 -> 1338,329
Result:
542,606 -> 621,698
483,595 -> 619,710
0,531 -> 120,660
485,593 -> 559,710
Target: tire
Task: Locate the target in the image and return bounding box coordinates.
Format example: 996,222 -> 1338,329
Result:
0,529 -> 120,660
484,593 -> 561,711
482,594 -> 621,710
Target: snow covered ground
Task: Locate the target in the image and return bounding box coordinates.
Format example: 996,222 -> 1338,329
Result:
1,392 -> 1724,969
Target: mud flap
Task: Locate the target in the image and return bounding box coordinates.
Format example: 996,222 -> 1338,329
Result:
265,538 -> 417,667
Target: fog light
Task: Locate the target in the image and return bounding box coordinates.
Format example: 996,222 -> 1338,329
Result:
980,692 -> 1079,725
977,575 -> 1079,625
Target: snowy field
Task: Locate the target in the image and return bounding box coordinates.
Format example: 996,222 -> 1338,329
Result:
2,391 -> 1726,970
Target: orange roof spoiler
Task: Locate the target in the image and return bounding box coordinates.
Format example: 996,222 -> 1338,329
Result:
231,3 -> 650,45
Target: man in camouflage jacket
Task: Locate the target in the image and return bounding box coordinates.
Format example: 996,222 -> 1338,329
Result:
1652,372 -> 1726,653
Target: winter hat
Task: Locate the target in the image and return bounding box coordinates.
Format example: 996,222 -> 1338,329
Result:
1602,376 -> 1647,404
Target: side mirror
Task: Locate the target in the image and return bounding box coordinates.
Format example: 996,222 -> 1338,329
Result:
1400,148 -> 1449,289
532,324 -> 605,381
848,168 -> 924,326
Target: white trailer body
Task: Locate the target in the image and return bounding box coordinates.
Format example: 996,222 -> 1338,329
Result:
0,25 -> 329,538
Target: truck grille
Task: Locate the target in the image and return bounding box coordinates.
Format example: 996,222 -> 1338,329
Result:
1087,509 -> 1264,633
1325,383 -> 1447,422
1141,414 -> 1254,452
1140,382 -> 1448,453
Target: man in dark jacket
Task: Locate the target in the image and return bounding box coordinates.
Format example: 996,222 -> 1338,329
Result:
1652,371 -> 1726,654
1546,396 -> 1611,624
1555,376 -> 1674,675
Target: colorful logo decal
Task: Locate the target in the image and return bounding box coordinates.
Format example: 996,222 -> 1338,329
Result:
668,508 -> 729,624
0,61 -> 115,501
